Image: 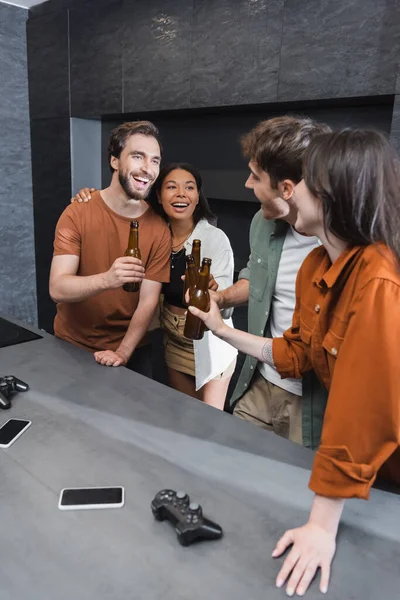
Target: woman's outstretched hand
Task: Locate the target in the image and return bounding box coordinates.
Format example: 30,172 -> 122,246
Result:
273,522 -> 336,596
272,496 -> 344,596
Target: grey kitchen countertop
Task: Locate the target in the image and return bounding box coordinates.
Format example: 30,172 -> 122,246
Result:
1,316 -> 399,600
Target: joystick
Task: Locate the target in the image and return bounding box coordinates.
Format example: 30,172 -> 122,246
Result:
0,376 -> 29,410
151,489 -> 223,546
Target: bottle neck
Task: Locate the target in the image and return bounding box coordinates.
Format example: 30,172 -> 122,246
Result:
128,229 -> 139,249
187,263 -> 198,287
196,265 -> 210,291
192,244 -> 201,269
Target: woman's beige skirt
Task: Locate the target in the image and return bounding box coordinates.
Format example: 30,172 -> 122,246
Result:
161,304 -> 236,381
162,304 -> 196,377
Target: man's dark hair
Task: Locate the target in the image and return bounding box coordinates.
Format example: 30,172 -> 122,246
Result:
241,116 -> 331,187
107,120 -> 162,174
304,128 -> 400,262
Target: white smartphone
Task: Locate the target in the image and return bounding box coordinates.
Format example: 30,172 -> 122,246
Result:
0,418 -> 31,448
58,486 -> 125,510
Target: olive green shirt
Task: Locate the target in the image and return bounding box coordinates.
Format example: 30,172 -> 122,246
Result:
230,210 -> 327,449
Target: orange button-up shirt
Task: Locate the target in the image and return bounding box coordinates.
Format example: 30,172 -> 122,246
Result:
273,244 -> 400,499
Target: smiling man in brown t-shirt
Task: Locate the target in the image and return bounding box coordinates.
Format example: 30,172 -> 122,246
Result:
49,121 -> 171,376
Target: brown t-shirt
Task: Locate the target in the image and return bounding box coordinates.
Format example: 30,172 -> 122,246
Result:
53,191 -> 171,352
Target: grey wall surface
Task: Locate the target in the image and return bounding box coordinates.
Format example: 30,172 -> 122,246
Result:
0,2 -> 37,325
26,0 -> 400,332
390,67 -> 400,154
28,0 -> 400,117
70,118 -> 102,195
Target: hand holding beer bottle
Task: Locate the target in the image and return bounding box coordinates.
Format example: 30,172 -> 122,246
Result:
187,291 -> 226,337
123,221 -> 141,293
184,258 -> 212,340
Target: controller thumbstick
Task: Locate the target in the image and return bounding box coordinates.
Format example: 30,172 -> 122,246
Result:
188,502 -> 201,514
176,491 -> 189,501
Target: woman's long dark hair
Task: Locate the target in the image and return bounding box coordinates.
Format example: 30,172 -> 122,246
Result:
148,162 -> 216,225
303,129 -> 400,261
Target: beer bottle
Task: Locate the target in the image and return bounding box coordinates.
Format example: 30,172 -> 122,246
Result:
191,239 -> 201,272
182,254 -> 198,306
184,258 -> 212,340
123,220 -> 141,293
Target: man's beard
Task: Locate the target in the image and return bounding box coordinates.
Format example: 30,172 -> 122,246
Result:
118,171 -> 152,200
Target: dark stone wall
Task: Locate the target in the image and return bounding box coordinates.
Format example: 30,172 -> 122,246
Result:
29,0 -> 400,117
0,2 -> 36,325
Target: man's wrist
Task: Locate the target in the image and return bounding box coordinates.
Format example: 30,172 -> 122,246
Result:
97,272 -> 110,292
216,289 -> 226,309
116,344 -> 133,362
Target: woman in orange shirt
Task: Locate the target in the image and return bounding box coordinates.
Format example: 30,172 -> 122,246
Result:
189,129 -> 400,596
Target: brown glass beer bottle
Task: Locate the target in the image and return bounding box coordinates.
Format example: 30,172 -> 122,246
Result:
182,254 -> 198,305
191,239 -> 201,271
123,220 -> 141,293
184,258 -> 212,340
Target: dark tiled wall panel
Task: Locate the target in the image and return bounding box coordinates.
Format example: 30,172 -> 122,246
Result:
190,0 -> 283,107
0,3 -> 37,324
30,0 -> 88,17
278,0 -> 400,101
30,0 -> 400,113
122,0 -> 192,112
31,118 -> 71,333
27,5 -> 73,330
391,63 -> 400,153
27,9 -> 70,119
70,0 -> 123,117
390,95 -> 400,154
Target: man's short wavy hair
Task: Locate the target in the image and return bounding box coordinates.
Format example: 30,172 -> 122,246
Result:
241,115 -> 331,187
107,120 -> 162,174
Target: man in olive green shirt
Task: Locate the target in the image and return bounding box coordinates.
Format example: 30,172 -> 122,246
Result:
214,116 -> 329,449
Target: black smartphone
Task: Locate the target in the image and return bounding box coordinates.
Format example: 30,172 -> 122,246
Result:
58,486 -> 125,510
0,418 -> 31,448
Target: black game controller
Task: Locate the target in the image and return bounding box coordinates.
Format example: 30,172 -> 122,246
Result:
0,376 -> 29,410
151,489 -> 223,546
